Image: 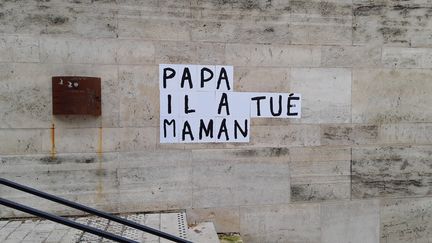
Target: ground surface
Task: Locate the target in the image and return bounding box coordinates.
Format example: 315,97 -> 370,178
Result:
0,212 -> 219,243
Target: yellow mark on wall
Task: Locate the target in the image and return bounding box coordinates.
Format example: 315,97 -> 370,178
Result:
96,125 -> 104,200
98,126 -> 103,160
50,123 -> 56,159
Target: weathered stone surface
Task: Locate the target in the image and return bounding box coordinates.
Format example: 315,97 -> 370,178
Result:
191,21 -> 291,44
321,45 -> 382,67
353,1 -> 432,47
234,67 -> 291,92
0,129 -> 46,155
115,150 -> 193,212
117,39 -> 155,65
379,123 -> 432,145
191,148 -> 290,208
352,68 -> 432,123
0,36 -> 39,63
352,146 -> 432,198
289,147 -> 351,201
0,63 -> 52,129
321,200 -> 380,243
382,47 -> 432,68
381,197 -> 432,243
40,37 -> 118,64
239,125 -> 321,148
0,2 -> 117,37
226,43 -> 321,67
240,203 -> 320,243
118,17 -> 191,41
118,65 -> 158,127
291,68 -> 351,123
320,124 -> 379,146
155,41 -> 225,64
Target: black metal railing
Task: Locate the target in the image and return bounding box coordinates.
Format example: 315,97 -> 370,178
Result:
0,178 -> 192,243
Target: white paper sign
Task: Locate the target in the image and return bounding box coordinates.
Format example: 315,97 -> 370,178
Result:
159,64 -> 301,143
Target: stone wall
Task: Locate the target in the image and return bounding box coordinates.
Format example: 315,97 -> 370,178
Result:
1,0 -> 432,242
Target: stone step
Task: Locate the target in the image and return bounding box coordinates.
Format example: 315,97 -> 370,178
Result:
0,212 -> 219,243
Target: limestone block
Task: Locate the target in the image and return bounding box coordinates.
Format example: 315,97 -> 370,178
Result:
352,68 -> 432,123
288,0 -> 352,45
382,47 -> 432,68
240,203 -> 320,243
320,124 -> 378,146
381,197 -> 432,243
41,127 -> 99,153
0,129 -> 46,155
40,37 -> 118,64
155,41 -> 225,64
321,45 -> 382,67
117,17 -> 191,41
116,150 -> 193,212
234,67 -> 291,92
290,68 -> 351,123
225,43 -> 321,67
321,200 -> 380,243
232,125 -> 321,148
0,36 -> 39,63
289,147 -> 351,201
290,0 -> 352,15
352,146 -> 432,198
191,148 -> 290,208
106,127 -> 157,152
119,65 -> 158,127
289,23 -> 352,45
186,207 -> 240,233
40,127 -> 156,154
0,63 -> 52,128
117,39 -> 155,64
379,123 -> 432,145
191,21 -> 291,44
353,2 -> 432,47
0,3 -> 117,37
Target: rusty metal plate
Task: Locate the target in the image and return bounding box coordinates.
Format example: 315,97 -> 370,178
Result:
52,76 -> 101,116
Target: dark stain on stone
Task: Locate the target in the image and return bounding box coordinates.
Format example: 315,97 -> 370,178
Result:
38,5 -> 50,10
393,4 -> 422,11
241,0 -> 260,10
40,156 -> 63,164
322,126 -> 353,143
234,147 -> 289,157
47,15 -> 69,25
354,5 -> 385,16
378,27 -> 407,37
264,27 -> 274,32
75,157 -> 96,163
400,160 -> 410,170
319,2 -> 337,16
291,184 -> 335,201
95,169 -> 107,176
106,23 -> 116,32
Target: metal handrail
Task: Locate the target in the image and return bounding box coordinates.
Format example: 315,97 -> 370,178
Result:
0,198 -> 137,243
0,178 -> 192,243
